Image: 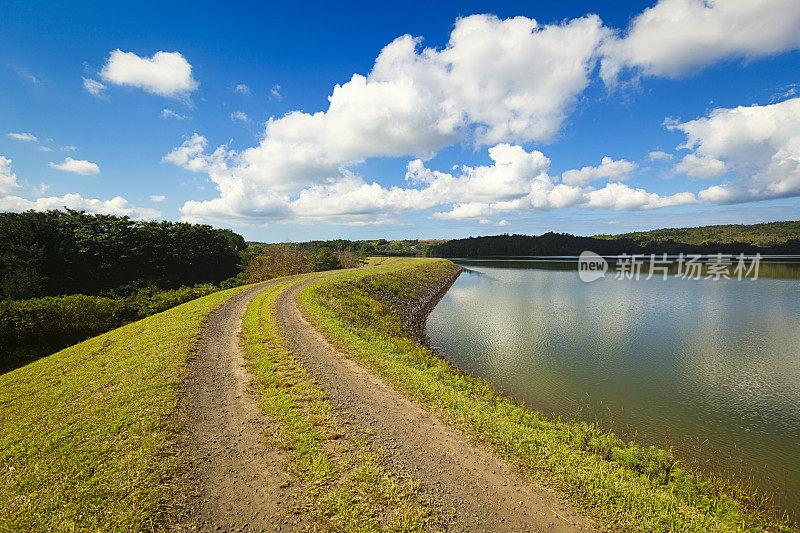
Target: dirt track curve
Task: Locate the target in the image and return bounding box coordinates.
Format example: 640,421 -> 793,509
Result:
180,270 -> 593,532
179,278 -> 301,533
275,275 -> 591,532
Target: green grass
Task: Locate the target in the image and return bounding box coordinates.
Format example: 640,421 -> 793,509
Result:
240,278 -> 438,532
0,284 -> 251,532
299,258 -> 797,533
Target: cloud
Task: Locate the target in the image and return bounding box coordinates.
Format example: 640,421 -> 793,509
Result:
582,182 -> 698,210
0,193 -> 160,220
49,157 -> 100,176
150,194 -> 166,202
82,77 -> 106,96
166,13 -> 608,223
561,156 -> 637,186
0,156 -> 20,195
167,136 -> 697,224
370,14 -> 607,145
649,150 -> 673,161
163,133 -> 231,175
601,0 -> 800,83
99,50 -> 198,98
270,84 -> 283,100
230,110 -> 251,122
670,96 -> 800,203
60,145 -> 77,151
431,175 -> 697,220
234,83 -> 251,95
6,132 -> 38,142
673,153 -> 727,179
0,158 -> 154,219
771,83 -> 799,103
161,108 -> 187,120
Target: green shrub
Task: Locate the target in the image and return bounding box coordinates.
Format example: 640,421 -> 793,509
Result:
130,284 -> 220,316
0,281 -> 242,368
0,295 -> 136,364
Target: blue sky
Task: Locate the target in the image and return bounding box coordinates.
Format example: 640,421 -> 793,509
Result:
2,0 -> 800,242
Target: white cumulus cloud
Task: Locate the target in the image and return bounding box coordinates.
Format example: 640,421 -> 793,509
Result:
49,157 -> 100,176
150,195 -> 166,202
100,50 -> 198,98
0,156 -> 20,195
582,182 -> 697,210
601,0 -> 800,83
234,83 -> 251,95
162,7 -> 800,225
166,14 -> 608,222
673,153 -> 727,179
670,96 -> 800,203
167,134 -> 698,225
0,193 -> 160,220
561,156 -> 637,186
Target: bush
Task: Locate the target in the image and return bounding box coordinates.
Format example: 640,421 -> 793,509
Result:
0,282 -> 238,369
130,284 -> 220,316
0,295 -> 136,364
307,247 -> 341,271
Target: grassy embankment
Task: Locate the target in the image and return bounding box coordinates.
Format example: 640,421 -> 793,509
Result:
299,258 -> 796,532
0,284 -> 251,531
240,276 -> 437,531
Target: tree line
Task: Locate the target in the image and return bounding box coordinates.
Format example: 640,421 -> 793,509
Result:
0,209 -> 246,299
426,223 -> 800,258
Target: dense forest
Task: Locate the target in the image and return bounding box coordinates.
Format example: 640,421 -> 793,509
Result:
0,210 -> 362,371
427,221 -> 800,257
0,210 -> 247,299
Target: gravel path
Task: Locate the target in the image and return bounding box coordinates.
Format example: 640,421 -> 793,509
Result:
275,275 -> 592,533
178,278 -> 303,533
179,270 -> 593,532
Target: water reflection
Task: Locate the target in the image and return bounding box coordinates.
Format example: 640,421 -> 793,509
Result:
427,260 -> 800,514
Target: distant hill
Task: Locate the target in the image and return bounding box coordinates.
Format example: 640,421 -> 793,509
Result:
426,221 -> 800,257
601,220 -> 800,248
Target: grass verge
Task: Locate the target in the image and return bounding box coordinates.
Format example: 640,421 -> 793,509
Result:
0,284 -> 250,532
241,278 -> 438,532
299,258 -> 796,533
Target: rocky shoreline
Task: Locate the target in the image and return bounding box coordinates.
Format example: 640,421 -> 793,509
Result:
394,264 -> 462,347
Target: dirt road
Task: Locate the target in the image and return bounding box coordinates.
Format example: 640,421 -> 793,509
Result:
178,278 -> 302,533
274,276 -> 591,533
180,271 -> 591,532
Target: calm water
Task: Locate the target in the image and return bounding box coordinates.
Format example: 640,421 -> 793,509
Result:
427,259 -> 800,512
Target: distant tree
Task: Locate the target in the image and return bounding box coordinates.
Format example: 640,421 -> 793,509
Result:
307,247 -> 342,271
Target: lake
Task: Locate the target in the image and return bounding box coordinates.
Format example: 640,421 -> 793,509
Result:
427,258 -> 800,513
